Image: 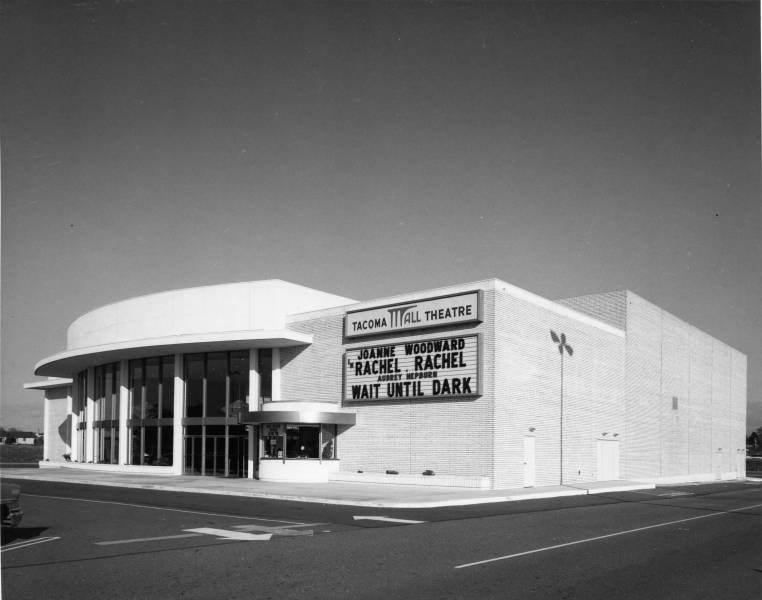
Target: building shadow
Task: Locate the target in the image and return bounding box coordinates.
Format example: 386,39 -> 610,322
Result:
1,526 -> 49,545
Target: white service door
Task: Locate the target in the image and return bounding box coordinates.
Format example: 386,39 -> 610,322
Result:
523,436 -> 536,487
596,439 -> 620,481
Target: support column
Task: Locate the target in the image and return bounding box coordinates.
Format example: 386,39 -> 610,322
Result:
43,395 -> 50,461
70,376 -> 79,461
247,349 -> 260,479
118,360 -> 129,464
172,353 -> 184,475
65,385 -> 73,456
271,347 -> 281,401
85,366 -> 95,463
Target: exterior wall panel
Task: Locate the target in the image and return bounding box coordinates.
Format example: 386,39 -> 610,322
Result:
493,287 -> 625,488
556,291 -> 627,331
27,278 -> 747,488
281,309 -> 346,405
623,293 -> 662,479
688,328 -> 713,475
334,282 -> 495,481
45,388 -> 71,461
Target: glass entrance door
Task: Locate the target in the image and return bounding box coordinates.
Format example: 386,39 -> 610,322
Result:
183,427 -> 248,477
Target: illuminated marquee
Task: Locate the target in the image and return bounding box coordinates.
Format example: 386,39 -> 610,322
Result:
345,291 -> 481,338
344,334 -> 479,401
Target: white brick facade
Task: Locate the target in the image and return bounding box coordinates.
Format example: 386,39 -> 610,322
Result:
27,278 -> 746,488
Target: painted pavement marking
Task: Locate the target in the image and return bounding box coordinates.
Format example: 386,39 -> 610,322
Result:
183,528 -> 272,541
455,502 -> 762,569
95,521 -> 320,545
95,533 -> 203,546
353,516 -> 426,524
231,522 -> 326,536
1,536 -> 61,553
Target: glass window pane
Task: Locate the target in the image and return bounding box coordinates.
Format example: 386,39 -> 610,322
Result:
229,351 -> 249,418
104,366 -> 113,420
286,425 -> 319,459
259,349 -> 272,402
94,366 -> 104,421
143,426 -> 158,465
263,424 -> 283,459
130,427 -> 141,465
185,354 -> 204,417
215,437 -> 225,476
206,352 -> 227,418
159,426 -> 173,466
130,360 -> 143,419
161,356 -> 174,418
321,424 -> 336,459
100,429 -> 111,464
78,371 -> 88,420
144,358 -> 160,419
113,363 -> 121,421
301,426 -> 319,458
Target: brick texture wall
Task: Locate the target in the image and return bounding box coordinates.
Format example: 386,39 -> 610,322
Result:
280,282 -> 745,487
623,291 -> 746,480
282,307 -> 347,404
338,307 -> 493,479
286,282 -> 495,480
493,287 -> 625,488
556,291 -> 627,330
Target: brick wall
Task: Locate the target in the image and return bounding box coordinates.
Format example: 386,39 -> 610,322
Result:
338,311 -> 493,479
556,291 -> 627,330
624,291 -> 747,481
493,287 -> 625,488
280,282 -> 746,487
286,282 -> 495,480
282,307 -> 346,404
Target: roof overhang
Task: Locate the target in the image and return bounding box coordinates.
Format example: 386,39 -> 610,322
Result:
241,410 -> 356,425
34,330 -> 313,377
23,377 -> 73,390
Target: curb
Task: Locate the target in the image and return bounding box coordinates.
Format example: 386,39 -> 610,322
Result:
1,472 -> 664,508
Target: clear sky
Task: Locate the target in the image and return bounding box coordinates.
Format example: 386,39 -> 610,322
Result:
2,1 -> 760,431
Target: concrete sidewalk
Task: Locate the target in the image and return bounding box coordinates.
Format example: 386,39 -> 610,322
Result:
0,467 -> 656,508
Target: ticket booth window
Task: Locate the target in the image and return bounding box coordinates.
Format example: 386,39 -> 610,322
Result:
263,424 -> 284,459
286,425 -> 319,458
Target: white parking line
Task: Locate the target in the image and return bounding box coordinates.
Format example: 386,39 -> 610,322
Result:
1,536 -> 61,553
25,493 -> 304,522
95,533 -> 203,546
184,528 -> 272,541
455,502 -> 762,569
353,516 -> 426,524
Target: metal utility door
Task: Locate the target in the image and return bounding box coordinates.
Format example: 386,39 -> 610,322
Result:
523,436 -> 536,488
596,439 -> 620,481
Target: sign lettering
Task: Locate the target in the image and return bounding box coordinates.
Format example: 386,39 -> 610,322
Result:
344,335 -> 479,401
345,291 -> 480,338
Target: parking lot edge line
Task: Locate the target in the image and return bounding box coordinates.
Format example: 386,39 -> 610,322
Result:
455,502 -> 762,569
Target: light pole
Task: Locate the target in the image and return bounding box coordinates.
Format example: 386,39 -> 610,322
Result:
551,330 -> 573,484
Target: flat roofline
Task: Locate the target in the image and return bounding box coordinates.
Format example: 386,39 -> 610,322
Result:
24,377 -> 73,390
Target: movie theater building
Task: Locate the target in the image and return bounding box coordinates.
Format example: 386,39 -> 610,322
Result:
25,278 -> 747,489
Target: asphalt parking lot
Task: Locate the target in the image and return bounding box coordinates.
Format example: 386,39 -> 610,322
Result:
2,478 -> 760,599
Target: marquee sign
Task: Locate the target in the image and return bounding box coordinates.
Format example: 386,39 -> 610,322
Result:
344,290 -> 481,338
344,334 -> 479,401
